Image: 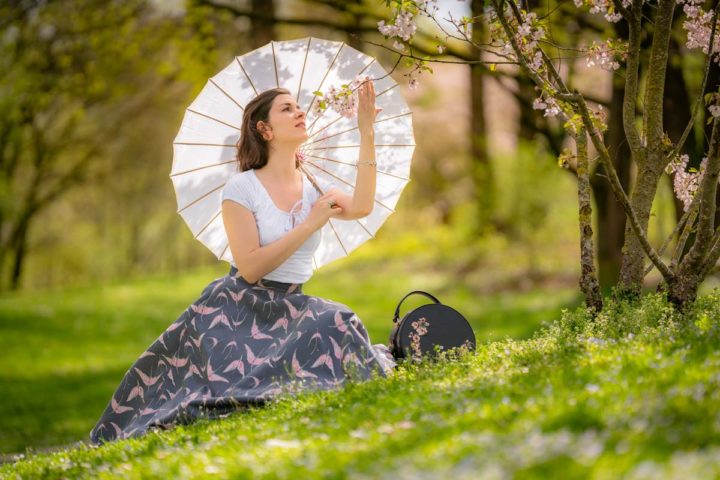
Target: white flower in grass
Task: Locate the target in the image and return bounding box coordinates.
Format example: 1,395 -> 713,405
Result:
377,423 -> 394,434
265,438 -> 301,448
585,383 -> 600,393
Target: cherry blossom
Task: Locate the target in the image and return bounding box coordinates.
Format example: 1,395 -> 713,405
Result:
677,0 -> 720,63
377,5 -> 417,42
586,39 -> 628,71
311,74 -> 368,118
573,0 -> 636,23
665,154 -> 709,212
533,95 -> 561,117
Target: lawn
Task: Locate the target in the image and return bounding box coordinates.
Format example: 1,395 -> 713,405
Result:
0,253 -> 580,458
2,288 -> 720,478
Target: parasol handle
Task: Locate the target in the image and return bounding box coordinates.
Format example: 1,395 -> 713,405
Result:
299,163 -> 325,197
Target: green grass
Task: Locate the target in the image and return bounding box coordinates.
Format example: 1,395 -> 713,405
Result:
0,253 -> 580,457
3,290 -> 720,478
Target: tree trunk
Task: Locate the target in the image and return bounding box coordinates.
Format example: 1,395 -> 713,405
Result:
9,215 -> 31,291
250,0 -> 275,49
576,129 -> 603,310
617,0 -> 676,296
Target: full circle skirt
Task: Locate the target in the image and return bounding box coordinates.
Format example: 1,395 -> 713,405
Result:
89,266 -> 397,444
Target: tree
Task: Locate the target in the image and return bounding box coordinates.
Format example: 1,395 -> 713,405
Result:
374,0 -> 719,308
0,0 -> 199,291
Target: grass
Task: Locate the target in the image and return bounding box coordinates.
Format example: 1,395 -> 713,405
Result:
0,246 -> 580,457
3,289 -> 720,478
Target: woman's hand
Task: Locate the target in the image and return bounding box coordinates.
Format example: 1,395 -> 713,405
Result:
303,192 -> 344,231
357,76 -> 382,135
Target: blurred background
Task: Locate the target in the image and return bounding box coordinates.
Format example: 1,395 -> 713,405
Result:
0,0 -> 587,292
0,0 -> 708,457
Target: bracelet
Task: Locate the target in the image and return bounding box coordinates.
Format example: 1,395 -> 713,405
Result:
356,159 -> 377,167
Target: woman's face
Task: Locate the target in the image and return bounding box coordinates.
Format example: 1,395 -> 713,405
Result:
261,94 -> 308,144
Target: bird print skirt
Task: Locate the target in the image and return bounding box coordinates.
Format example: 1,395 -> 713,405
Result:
89,266 -> 397,444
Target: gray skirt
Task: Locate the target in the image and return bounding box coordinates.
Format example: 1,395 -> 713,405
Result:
89,266 -> 397,444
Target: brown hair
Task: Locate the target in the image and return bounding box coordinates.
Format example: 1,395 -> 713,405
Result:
235,87 -> 301,172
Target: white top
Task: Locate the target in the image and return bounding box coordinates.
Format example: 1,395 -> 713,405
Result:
221,168 -> 337,283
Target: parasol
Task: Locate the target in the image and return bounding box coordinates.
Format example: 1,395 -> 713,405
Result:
170,36 -> 415,270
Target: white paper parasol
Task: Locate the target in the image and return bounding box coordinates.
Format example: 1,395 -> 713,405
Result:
170,36 -> 415,270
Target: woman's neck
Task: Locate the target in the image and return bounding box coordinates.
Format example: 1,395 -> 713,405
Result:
262,142 -> 301,182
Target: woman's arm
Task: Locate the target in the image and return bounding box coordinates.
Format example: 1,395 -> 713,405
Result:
222,190 -> 343,282
222,200 -> 316,283
327,128 -> 376,220
327,76 -> 379,221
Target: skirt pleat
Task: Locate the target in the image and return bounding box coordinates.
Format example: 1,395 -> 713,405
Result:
89,266 -> 396,444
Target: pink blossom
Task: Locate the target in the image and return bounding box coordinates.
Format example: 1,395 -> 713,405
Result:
377,7 -> 417,42
573,0 -> 635,23
677,0 -> 720,63
665,154 -> 710,212
311,74 -> 368,118
533,95 -> 561,117
585,39 -> 628,71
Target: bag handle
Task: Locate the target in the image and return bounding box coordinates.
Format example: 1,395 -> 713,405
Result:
392,290 -> 441,323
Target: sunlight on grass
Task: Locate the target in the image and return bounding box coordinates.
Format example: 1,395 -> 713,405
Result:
4,292 -> 720,478
0,242 -> 577,456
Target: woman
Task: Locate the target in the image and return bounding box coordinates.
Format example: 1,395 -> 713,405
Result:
89,78 -> 396,444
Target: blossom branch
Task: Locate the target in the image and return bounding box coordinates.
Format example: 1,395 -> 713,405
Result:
610,0 -> 632,19
504,0 -> 569,92
670,0 -> 720,162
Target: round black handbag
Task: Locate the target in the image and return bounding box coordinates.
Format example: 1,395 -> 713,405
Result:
388,290 -> 476,361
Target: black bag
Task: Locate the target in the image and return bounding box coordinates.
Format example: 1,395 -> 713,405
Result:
388,290 -> 476,362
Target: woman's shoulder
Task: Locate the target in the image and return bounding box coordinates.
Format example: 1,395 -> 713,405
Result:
224,169 -> 256,191
221,170 -> 257,209
228,169 -> 255,182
